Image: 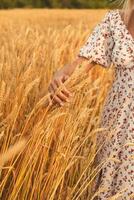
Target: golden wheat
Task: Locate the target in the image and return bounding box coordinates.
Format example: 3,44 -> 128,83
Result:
0,8 -> 128,200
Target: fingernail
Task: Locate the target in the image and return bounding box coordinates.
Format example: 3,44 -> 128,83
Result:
60,102 -> 64,106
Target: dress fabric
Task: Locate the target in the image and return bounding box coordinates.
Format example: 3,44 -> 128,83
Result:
78,9 -> 134,200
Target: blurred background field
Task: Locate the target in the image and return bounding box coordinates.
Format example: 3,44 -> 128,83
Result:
0,7 -> 116,200
0,0 -> 114,9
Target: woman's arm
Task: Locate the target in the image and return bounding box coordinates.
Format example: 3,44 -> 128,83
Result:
48,56 -> 96,106
61,56 -> 96,76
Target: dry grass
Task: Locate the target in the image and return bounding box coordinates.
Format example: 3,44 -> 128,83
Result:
0,8 -> 128,200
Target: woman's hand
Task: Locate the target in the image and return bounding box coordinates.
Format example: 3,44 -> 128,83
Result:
48,69 -> 73,106
48,56 -> 96,107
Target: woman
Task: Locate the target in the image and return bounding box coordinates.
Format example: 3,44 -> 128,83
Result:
48,0 -> 134,199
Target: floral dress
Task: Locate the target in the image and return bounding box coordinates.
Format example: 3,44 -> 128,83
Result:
77,9 -> 134,200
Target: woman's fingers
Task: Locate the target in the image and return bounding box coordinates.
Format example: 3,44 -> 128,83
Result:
48,84 -> 64,105
50,89 -> 71,105
48,75 -> 73,106
61,86 -> 73,98
50,80 -> 58,93
49,86 -> 72,106
54,78 -> 72,97
56,91 -> 70,102
50,93 -> 64,106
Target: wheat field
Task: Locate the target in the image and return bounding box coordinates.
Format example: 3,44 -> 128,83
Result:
0,9 -> 121,200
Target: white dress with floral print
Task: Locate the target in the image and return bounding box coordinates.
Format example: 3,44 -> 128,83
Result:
78,9 -> 134,200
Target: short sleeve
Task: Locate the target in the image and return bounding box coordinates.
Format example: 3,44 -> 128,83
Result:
77,11 -> 115,68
